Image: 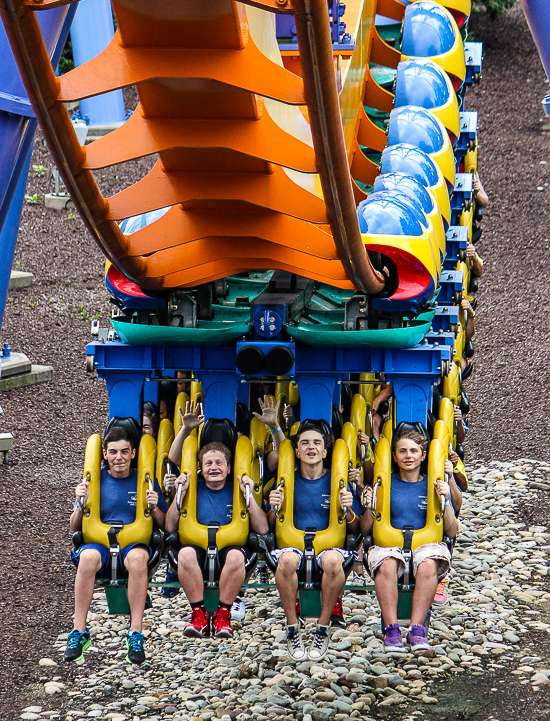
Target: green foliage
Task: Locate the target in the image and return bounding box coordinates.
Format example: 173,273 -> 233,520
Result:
24,193 -> 38,204
473,0 -> 517,18
32,164 -> 46,177
58,37 -> 74,74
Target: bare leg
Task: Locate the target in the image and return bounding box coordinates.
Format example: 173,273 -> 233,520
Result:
178,547 -> 205,604
374,558 -> 400,626
410,558 -> 438,627
275,552 -> 300,625
318,551 -> 345,626
73,549 -> 102,631
124,546 -> 150,633
219,550 -> 246,605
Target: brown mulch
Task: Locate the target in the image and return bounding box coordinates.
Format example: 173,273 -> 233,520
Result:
0,4 -> 549,720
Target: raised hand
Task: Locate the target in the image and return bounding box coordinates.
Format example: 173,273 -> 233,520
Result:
180,400 -> 204,432
253,395 -> 281,431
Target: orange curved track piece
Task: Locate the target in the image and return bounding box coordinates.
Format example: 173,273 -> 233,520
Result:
1,0 -> 407,293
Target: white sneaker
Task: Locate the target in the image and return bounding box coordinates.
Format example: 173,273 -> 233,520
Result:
231,594 -> 246,622
286,623 -> 306,661
308,623 -> 331,661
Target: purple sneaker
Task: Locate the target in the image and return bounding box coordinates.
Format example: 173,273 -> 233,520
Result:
383,623 -> 405,652
407,624 -> 431,651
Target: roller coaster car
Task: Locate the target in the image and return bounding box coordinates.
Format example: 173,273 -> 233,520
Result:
72,432 -> 164,614
363,427 -> 452,626
264,437 -> 360,617
165,420 -> 258,612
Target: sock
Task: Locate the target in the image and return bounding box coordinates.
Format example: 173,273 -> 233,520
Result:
218,601 -> 232,612
191,600 -> 205,611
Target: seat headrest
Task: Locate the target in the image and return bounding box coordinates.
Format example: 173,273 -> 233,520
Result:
200,418 -> 238,457
236,402 -> 253,437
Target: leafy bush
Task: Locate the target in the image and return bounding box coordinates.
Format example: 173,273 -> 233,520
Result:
473,0 -> 517,18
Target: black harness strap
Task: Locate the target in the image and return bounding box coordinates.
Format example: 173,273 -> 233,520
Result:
206,522 -> 220,587
401,525 -> 414,591
303,527 -> 317,588
107,521 -> 124,585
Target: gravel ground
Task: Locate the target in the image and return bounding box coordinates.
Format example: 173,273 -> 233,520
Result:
17,461 -> 550,721
1,4 -> 550,721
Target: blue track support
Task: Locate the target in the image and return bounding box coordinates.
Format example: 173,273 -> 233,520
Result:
0,145 -> 33,337
88,341 -> 450,428
70,0 -> 125,126
520,0 -> 550,113
0,4 -> 77,340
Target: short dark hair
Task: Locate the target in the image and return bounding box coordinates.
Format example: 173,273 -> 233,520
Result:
291,422 -> 334,450
103,425 -> 135,451
198,442 -> 232,466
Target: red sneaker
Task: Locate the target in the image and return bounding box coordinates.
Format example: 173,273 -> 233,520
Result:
183,606 -> 210,637
212,607 -> 233,638
330,599 -> 346,628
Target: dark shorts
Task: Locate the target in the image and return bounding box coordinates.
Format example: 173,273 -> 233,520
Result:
72,542 -> 152,573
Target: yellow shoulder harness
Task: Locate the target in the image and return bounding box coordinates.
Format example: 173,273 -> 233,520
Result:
82,433 -> 156,548
274,438 -> 349,553
372,437 -> 444,550
178,435 -> 251,550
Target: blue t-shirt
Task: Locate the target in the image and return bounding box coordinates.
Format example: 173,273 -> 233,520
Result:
75,468 -> 167,525
196,479 -> 234,526
290,470 -> 362,532
389,472 -> 428,529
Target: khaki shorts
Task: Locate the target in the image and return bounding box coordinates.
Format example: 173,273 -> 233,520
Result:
367,542 -> 451,581
271,547 -> 352,568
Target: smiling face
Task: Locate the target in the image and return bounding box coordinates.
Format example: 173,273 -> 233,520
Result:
103,439 -> 136,478
201,450 -> 230,487
392,438 -> 426,474
295,430 -> 327,466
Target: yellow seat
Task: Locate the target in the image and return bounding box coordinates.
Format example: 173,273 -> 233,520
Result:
156,418 -> 175,499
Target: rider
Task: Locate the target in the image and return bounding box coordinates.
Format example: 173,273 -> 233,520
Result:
65,425 -> 167,664
267,423 -> 362,662
361,425 -> 458,652
165,442 -> 268,638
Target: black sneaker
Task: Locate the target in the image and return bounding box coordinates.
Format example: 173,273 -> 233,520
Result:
126,630 -> 146,665
64,629 -> 91,662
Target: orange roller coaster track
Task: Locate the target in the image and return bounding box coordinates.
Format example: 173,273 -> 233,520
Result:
0,0 -> 407,294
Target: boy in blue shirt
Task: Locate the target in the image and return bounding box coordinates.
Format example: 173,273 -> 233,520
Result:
65,426 -> 167,665
361,426 -> 458,652
166,442 -> 268,639
268,424 -> 361,662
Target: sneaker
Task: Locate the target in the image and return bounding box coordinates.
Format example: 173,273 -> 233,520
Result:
183,606 -> 210,638
160,568 -> 180,598
63,629 -> 91,662
330,599 -> 346,628
231,594 -> 246,622
286,623 -> 306,661
433,575 -> 449,606
407,624 -> 431,651
383,623 -> 405,652
212,607 -> 233,638
126,630 -> 145,665
308,623 -> 331,661
256,563 -> 269,584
